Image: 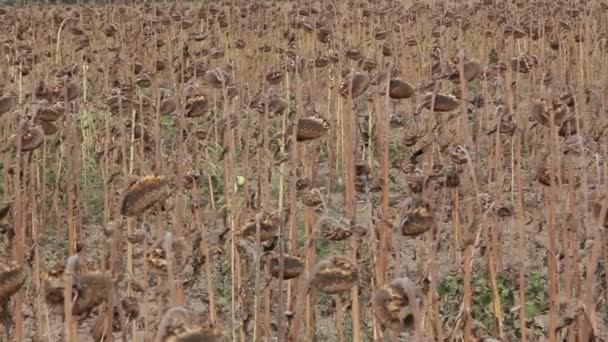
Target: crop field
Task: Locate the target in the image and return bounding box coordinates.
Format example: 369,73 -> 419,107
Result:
1,0 -> 608,341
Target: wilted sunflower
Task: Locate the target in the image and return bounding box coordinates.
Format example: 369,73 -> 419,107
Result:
203,68 -> 231,88
0,261 -> 26,303
445,58 -> 483,82
421,92 -> 460,112
185,96 -> 210,118
296,177 -> 311,191
509,54 -> 539,73
268,254 -> 305,280
146,236 -> 190,276
119,176 -> 168,217
372,277 -> 424,333
302,188 -> 324,207
159,98 -> 177,116
339,69 -> 370,99
590,196 -> 608,228
448,145 -> 469,165
296,117 -> 329,142
157,307 -> 222,342
535,164 -> 580,188
0,95 -> 14,116
43,265 -> 65,308
308,255 -> 358,294
91,297 -> 139,341
530,97 -> 572,128
265,68 -> 284,85
52,80 -> 82,101
72,271 -> 114,317
165,325 -> 222,342
389,79 -> 415,99
397,196 -> 435,236
239,212 -> 281,241
0,201 -> 11,220
6,123 -> 45,152
317,217 -> 352,241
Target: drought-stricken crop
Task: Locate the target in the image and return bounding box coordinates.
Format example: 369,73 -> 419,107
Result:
1,0 -> 608,341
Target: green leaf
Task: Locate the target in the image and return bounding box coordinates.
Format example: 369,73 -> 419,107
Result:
525,302 -> 542,318
160,114 -> 174,125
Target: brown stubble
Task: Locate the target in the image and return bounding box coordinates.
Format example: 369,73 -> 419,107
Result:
191,132 -> 218,328
544,18 -> 563,342
30,130 -> 47,341
11,117 -> 25,342
63,255 -> 80,341
125,98 -> 140,340
174,11 -> 189,308
579,6 -> 606,338
218,54 -> 240,342
483,58 -> 505,340
255,36 -> 273,340
341,62 -> 361,342
577,5 -> 601,341
275,17 -> 293,337
374,67 -> 391,341
297,73 -> 317,342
